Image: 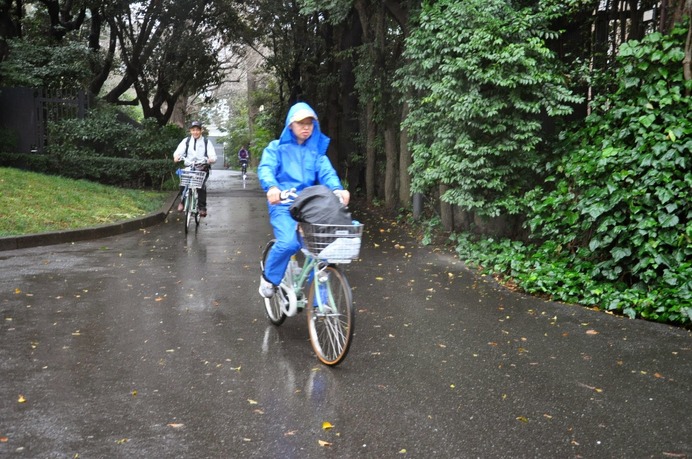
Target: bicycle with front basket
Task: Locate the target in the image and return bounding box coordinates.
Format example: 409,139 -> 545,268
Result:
260,190 -> 364,366
178,163 -> 207,234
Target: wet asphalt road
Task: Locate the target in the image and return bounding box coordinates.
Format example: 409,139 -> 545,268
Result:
1,170 -> 690,459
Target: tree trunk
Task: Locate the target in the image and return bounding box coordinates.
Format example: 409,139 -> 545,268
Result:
365,100 -> 376,202
170,95 -> 187,128
89,24 -> 116,96
683,0 -> 692,83
0,0 -> 22,61
384,127 -> 398,209
355,0 -> 377,202
399,101 -> 411,207
661,0 -> 692,86
246,44 -> 259,155
335,15 -> 362,191
439,184 -> 454,231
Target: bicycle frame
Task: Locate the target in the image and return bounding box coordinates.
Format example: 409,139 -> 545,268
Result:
182,185 -> 198,213
277,252 -> 317,317
261,192 -> 361,366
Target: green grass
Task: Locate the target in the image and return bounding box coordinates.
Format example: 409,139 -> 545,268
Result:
0,167 -> 170,237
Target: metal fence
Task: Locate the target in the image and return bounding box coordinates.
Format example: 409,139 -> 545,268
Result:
0,87 -> 89,153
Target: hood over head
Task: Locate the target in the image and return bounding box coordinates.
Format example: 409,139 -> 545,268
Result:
279,102 -> 330,155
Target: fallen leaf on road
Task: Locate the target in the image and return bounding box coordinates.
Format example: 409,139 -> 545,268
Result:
248,399 -> 258,405
322,421 -> 333,430
318,440 -> 333,447
18,395 -> 26,403
585,330 -> 599,335
516,416 -> 529,423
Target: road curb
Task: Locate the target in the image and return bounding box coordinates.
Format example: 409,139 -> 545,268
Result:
0,192 -> 180,252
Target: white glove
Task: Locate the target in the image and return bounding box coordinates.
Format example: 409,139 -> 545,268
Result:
333,190 -> 344,204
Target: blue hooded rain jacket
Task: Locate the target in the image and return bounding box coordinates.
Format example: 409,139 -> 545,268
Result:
258,102 -> 344,285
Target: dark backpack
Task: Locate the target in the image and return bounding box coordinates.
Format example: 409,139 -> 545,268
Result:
184,136 -> 210,173
184,136 -> 209,158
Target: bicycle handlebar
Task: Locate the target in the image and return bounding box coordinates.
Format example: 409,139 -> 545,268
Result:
183,159 -> 209,168
279,188 -> 298,203
276,188 -> 346,205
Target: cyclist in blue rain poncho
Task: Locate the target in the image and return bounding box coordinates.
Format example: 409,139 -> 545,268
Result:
257,102 -> 350,298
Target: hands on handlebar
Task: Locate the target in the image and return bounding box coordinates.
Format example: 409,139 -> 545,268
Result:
267,187 -> 350,206
266,187 -> 296,204
182,159 -> 211,172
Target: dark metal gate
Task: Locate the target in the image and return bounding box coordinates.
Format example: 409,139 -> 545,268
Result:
34,88 -> 89,152
0,87 -> 89,153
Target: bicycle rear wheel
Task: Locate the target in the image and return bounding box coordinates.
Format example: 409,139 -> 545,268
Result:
261,240 -> 286,326
307,265 -> 355,366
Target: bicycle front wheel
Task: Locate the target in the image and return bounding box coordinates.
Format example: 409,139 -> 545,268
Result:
193,190 -> 201,229
184,192 -> 192,234
261,240 -> 286,326
307,265 -> 355,366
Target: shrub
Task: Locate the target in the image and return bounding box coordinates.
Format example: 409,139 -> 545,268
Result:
453,25 -> 691,325
47,104 -> 184,161
0,152 -> 178,190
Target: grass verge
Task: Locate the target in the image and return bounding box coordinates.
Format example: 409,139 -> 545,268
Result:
0,167 -> 170,237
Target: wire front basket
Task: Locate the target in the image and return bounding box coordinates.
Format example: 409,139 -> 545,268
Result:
300,222 -> 364,263
179,170 -> 207,189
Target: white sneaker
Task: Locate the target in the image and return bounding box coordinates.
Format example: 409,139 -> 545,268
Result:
259,276 -> 275,298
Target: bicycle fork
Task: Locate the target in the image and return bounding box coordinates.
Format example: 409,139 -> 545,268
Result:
185,189 -> 198,213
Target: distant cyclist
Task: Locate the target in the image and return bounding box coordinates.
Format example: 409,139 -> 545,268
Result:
238,145 -> 250,163
238,145 -> 250,176
173,121 -> 217,217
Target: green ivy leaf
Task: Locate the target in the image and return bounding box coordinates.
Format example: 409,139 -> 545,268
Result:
638,114 -> 656,127
611,247 -> 632,262
658,213 -> 679,228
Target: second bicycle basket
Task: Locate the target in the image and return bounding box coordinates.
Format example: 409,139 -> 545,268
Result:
179,170 -> 207,189
299,222 -> 364,263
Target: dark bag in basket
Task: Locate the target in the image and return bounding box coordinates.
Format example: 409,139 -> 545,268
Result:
289,185 -> 352,225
